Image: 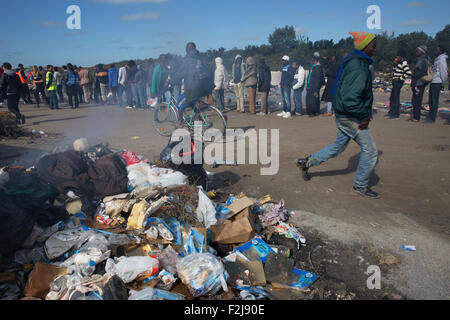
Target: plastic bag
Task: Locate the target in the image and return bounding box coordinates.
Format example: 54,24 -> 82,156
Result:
127,163 -> 188,190
196,187 -> 217,228
105,256 -> 159,284
128,287 -> 184,300
0,168 -> 9,189
176,253 -> 228,297
158,245 -> 180,275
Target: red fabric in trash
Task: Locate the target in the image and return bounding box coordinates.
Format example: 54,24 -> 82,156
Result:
119,150 -> 141,166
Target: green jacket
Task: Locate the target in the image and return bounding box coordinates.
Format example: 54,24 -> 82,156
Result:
333,51 -> 373,122
152,64 -> 162,96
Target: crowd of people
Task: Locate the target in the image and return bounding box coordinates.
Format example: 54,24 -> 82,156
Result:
0,38 -> 448,127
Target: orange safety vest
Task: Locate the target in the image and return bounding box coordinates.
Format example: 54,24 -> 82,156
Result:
32,72 -> 44,85
17,71 -> 28,84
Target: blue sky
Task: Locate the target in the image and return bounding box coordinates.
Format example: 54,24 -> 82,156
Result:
1,0 -> 448,67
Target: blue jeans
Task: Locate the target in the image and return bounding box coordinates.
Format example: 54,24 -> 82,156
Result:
137,85 -> 147,107
281,87 -> 292,113
118,85 -> 125,106
48,91 -> 59,110
293,87 -> 304,115
130,83 -> 139,107
309,116 -> 378,188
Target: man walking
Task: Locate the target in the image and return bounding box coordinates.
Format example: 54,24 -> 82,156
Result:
31,66 -> 49,108
54,67 -> 64,103
387,50 -> 412,120
66,63 -> 80,109
79,66 -> 91,104
297,32 -> 379,199
257,58 -> 272,116
108,64 -> 119,106
213,57 -> 228,111
232,55 -> 245,113
0,62 -> 25,124
305,52 -> 325,116
426,45 -> 448,124
278,55 -> 295,118
291,60 -> 305,116
17,64 -> 33,104
410,45 -> 430,122
96,64 -> 109,105
46,65 -> 59,110
118,63 -> 127,107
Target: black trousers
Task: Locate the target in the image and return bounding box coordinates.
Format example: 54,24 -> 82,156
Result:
68,85 -> 79,108
306,89 -> 320,115
34,84 -> 49,106
7,94 -> 22,120
428,83 -> 442,122
412,84 -> 426,121
20,84 -> 33,103
388,80 -> 403,117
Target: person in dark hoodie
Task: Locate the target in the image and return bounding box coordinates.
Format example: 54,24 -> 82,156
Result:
171,42 -> 214,121
31,65 -> 49,108
125,60 -> 138,109
0,62 -> 25,124
305,52 -> 325,117
410,45 -> 430,122
257,58 -> 272,115
96,64 -> 109,105
297,32 -> 379,199
135,64 -> 148,108
242,57 -> 258,115
278,55 -> 295,118
321,55 -> 340,116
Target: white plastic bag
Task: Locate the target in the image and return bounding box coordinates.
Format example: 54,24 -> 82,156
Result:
196,187 -> 217,228
127,163 -> 188,189
105,256 -> 159,284
0,168 -> 9,189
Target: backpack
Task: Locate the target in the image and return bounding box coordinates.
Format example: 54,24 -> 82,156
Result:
420,61 -> 434,83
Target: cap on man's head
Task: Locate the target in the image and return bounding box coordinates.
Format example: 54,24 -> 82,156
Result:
349,32 -> 376,51
282,55 -> 290,62
417,45 -> 427,54
313,52 -> 320,59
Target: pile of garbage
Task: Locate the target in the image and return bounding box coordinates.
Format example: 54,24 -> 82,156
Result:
0,138 -> 316,301
0,111 -> 21,137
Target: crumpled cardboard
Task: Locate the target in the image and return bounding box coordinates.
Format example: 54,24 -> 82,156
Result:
126,201 -> 149,230
210,207 -> 256,244
25,263 -> 68,299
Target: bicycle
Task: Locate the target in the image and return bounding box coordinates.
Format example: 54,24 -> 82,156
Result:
153,92 -> 227,137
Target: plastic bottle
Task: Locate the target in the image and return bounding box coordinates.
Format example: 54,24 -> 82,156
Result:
80,260 -> 96,276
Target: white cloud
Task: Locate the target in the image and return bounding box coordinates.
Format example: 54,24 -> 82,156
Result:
121,12 -> 161,21
408,1 -> 424,7
295,27 -> 308,35
398,19 -> 430,27
92,0 -> 167,3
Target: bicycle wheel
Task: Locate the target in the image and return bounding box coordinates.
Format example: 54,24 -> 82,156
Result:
195,104 -> 227,136
153,102 -> 179,137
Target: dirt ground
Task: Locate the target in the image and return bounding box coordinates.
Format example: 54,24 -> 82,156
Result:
1,86 -> 449,300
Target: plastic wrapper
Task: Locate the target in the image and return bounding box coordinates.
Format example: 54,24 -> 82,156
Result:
196,187 -> 217,228
261,200 -> 290,226
127,163 -> 188,189
176,253 -> 228,297
158,245 -> 180,275
105,256 -> 159,284
128,287 -> 184,300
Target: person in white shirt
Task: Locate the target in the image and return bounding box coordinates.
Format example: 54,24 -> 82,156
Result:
291,60 -> 305,116
118,64 -> 127,107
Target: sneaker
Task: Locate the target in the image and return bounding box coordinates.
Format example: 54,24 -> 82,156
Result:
125,106 -> 132,109
408,118 -> 420,122
353,186 -> 380,199
294,112 -> 303,116
322,112 -> 333,117
257,112 -> 266,116
283,112 -> 291,118
277,111 -> 286,117
388,116 -> 400,120
296,157 -> 311,181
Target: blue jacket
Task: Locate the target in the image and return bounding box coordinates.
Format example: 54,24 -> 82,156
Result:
108,67 -> 119,88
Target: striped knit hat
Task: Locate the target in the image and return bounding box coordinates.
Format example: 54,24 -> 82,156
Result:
349,32 -> 376,51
